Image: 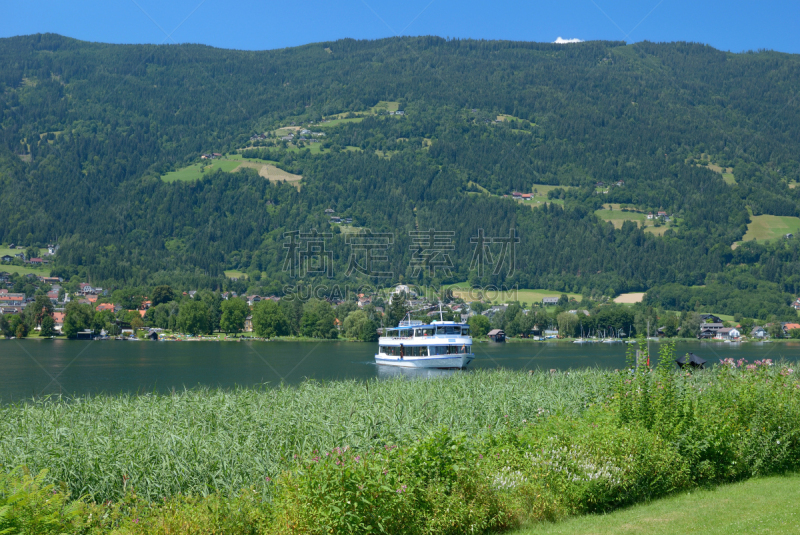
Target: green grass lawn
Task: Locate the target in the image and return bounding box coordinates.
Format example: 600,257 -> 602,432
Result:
445,282 -> 581,304
223,270 -> 248,279
369,100 -> 400,113
595,209 -> 672,235
317,117 -> 364,127
515,473 -> 800,535
161,159 -> 241,182
0,264 -> 50,277
741,215 -> 800,242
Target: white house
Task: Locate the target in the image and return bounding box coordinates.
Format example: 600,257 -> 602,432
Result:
392,284 -> 417,297
715,327 -> 740,340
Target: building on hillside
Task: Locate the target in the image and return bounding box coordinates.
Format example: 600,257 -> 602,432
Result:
715,327 -> 741,340
542,297 -> 559,306
244,315 -> 253,332
751,326 -> 768,339
0,255 -> 12,262
782,323 -> 800,335
96,303 -> 115,312
53,312 -> 65,332
792,299 -> 800,310
698,322 -> 724,339
700,314 -> 723,323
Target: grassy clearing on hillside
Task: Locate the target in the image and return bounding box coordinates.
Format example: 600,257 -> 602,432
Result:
317,117 -> 364,127
0,264 -> 50,277
161,159 -> 241,182
516,473 -> 800,535
741,214 -> 800,242
446,283 -> 581,304
742,214 -> 800,242
223,270 -> 248,279
161,156 -> 302,185
595,208 -> 673,235
370,100 -> 400,113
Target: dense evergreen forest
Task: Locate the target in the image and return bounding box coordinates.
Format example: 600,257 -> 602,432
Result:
2,33 -> 800,318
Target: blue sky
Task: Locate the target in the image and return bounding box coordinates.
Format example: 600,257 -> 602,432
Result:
1,0 -> 798,54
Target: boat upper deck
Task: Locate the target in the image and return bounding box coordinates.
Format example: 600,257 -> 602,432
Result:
380,320 -> 471,341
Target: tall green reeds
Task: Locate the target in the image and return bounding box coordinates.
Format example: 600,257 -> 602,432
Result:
0,369 -> 611,501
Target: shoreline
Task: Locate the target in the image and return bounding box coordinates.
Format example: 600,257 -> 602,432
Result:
5,335 -> 795,344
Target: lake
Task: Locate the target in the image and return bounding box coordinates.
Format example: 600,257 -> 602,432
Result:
2,339 -> 798,401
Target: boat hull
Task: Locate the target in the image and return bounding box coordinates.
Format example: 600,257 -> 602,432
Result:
374,354 -> 474,369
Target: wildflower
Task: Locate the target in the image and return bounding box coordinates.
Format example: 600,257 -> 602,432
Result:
265,476 -> 272,482
396,485 -> 407,493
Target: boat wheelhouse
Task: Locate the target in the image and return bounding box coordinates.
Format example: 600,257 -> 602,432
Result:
375,320 -> 474,369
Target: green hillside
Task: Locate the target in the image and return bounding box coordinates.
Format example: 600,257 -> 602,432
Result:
1,34 -> 800,316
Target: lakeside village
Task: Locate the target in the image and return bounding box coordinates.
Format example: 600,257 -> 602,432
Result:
3,248 -> 800,342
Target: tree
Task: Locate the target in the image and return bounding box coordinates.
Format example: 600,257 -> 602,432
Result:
252,300 -> 290,337
557,294 -> 569,307
468,314 -> 491,337
14,318 -> 28,338
343,310 -> 369,339
556,312 -> 579,338
767,322 -> 784,339
387,294 -> 409,327
91,310 -> 114,333
40,315 -> 56,337
130,316 -> 144,333
176,300 -> 210,335
679,311 -> 702,338
220,297 -> 249,334
152,285 -> 175,306
662,313 -> 679,337
0,315 -> 11,338
29,294 -> 53,327
359,319 -> 378,342
300,299 -> 337,339
63,302 -> 94,338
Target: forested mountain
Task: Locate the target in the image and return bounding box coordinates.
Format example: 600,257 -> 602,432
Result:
2,33 -> 800,317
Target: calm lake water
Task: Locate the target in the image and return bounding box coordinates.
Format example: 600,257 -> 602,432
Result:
2,339 -> 798,401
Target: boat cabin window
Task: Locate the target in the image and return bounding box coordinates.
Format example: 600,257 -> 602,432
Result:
461,327 -> 470,336
414,326 -> 435,337
398,329 -> 412,338
436,325 -> 461,335
430,345 -> 471,355
379,346 -> 428,357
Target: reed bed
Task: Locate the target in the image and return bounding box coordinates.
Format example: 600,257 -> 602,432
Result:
0,369 -> 611,502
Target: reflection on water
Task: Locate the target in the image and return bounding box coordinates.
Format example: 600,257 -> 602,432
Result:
1,339 -> 797,400
375,364 -> 465,381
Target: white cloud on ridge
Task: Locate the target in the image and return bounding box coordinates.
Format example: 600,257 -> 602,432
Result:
554,37 -> 583,44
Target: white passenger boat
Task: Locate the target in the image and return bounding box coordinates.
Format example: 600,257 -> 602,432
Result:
375,319 -> 474,369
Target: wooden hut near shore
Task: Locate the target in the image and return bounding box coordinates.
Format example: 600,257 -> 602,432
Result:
487,329 -> 505,343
